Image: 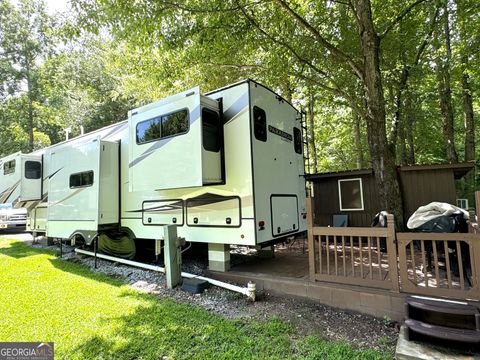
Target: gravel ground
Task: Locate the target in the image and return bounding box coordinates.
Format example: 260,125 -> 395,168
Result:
28,236 -> 398,355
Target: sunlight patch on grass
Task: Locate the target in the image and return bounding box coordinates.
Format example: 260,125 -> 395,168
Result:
0,239 -> 390,359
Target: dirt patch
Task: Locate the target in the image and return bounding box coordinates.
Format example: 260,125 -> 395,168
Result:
31,238 -> 398,355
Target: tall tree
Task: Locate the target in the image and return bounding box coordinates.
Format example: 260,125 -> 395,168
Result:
307,92 -> 318,173
0,0 -> 52,152
456,0 -> 477,206
435,0 -> 458,163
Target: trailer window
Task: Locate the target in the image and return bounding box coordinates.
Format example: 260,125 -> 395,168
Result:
3,160 -> 15,175
25,161 -> 41,179
253,106 -> 267,142
136,116 -> 161,144
161,109 -> 189,138
293,127 -> 302,154
202,108 -> 221,152
136,109 -> 189,144
70,171 -> 94,188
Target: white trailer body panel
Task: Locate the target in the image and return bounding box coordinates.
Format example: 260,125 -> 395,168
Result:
129,87 -> 223,192
0,152 -> 22,204
247,82 -> 307,242
98,141 -> 120,225
19,154 -> 43,202
121,82 -> 256,245
47,138 -> 119,240
27,205 -> 47,232
208,81 -> 307,244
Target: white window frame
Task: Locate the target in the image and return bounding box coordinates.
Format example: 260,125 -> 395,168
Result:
456,198 -> 468,210
338,178 -> 364,211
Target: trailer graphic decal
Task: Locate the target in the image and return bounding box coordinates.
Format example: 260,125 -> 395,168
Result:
0,181 -> 20,203
143,205 -> 183,213
223,92 -> 248,121
43,167 -> 63,181
268,125 -> 292,142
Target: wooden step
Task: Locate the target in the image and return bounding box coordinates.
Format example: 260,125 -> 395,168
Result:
405,319 -> 480,344
406,296 -> 479,317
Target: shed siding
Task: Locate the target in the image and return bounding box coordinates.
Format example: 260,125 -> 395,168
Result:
311,168 -> 459,227
312,175 -> 380,227
400,169 -> 456,219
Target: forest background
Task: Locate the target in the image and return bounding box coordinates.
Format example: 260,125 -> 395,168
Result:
0,0 -> 478,221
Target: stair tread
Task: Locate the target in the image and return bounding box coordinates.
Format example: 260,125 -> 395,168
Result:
405,319 -> 480,344
407,296 -> 479,316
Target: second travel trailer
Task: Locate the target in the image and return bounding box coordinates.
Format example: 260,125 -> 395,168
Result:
0,80 -> 307,271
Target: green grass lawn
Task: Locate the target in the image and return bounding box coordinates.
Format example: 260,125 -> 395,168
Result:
0,238 -> 390,359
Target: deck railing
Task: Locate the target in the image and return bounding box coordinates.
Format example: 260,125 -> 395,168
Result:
306,198 -> 399,291
307,193 -> 480,300
396,232 -> 480,300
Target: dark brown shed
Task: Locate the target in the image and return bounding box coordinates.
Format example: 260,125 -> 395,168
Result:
307,162 -> 474,227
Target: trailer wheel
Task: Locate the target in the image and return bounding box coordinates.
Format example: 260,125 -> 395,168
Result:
69,232 -> 87,246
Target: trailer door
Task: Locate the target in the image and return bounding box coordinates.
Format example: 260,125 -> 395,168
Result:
19,155 -> 42,201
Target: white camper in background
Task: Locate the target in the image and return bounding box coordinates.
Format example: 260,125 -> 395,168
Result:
0,80 -> 307,271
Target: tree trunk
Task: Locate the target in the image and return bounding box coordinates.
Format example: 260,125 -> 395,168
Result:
436,3 -> 458,163
25,59 -> 34,153
462,72 -> 475,163
354,0 -> 404,228
353,111 -> 364,169
308,93 -> 318,173
404,92 -> 416,164
462,65 -> 475,207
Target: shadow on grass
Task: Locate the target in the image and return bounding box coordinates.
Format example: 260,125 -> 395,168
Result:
72,290 -> 388,360
48,256 -> 125,288
72,290 -> 294,360
0,239 -> 124,288
0,240 -> 55,259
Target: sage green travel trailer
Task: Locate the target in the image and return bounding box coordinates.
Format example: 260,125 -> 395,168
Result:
0,80 -> 307,271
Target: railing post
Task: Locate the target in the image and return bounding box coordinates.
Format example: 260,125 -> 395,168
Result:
386,214 -> 400,292
307,196 -> 316,281
471,191 -> 480,234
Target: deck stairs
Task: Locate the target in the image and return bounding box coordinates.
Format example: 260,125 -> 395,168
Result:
404,295 -> 480,345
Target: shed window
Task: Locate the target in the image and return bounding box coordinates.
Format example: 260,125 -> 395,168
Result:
202,108 -> 221,152
253,106 -> 267,142
338,178 -> 364,211
70,171 -> 94,188
3,160 -> 16,175
293,127 -> 302,154
136,109 -> 189,144
25,161 -> 42,179
456,199 -> 468,210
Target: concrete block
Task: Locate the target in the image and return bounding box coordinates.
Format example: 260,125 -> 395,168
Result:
208,243 -> 230,272
331,288 -> 354,309
257,246 -> 275,259
373,293 -> 393,313
306,285 -> 333,304
390,295 -> 407,314
360,292 -> 376,307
